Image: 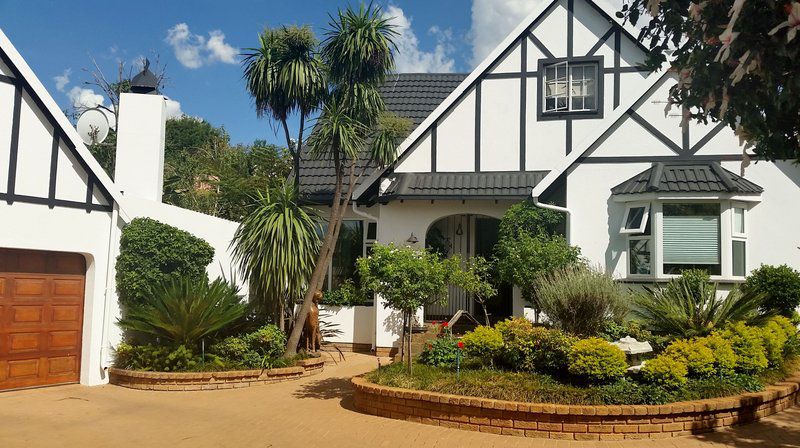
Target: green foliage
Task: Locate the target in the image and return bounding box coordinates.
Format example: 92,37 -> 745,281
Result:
599,320 -> 670,353
759,317 -> 792,367
357,243 -> 459,314
452,257 -> 497,325
116,218 -> 214,308
641,355 -> 689,389
718,322 -> 769,374
461,326 -> 503,367
666,268 -> 710,299
113,343 -> 200,372
419,331 -> 459,368
210,324 -> 287,368
699,333 -> 737,374
118,277 -> 246,348
231,183 -> 320,319
495,318 -> 577,374
744,265 -> 800,317
664,339 -> 716,377
623,0 -> 800,159
321,278 -> 368,307
567,337 -> 628,384
632,272 -> 765,338
535,265 -> 628,336
494,233 -> 581,316
498,200 -> 564,240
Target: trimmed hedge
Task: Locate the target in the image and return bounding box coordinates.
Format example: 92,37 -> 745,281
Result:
116,217 -> 214,307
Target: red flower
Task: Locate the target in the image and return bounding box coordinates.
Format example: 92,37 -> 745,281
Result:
432,321 -> 439,326
442,321 -> 449,328
457,341 -> 464,349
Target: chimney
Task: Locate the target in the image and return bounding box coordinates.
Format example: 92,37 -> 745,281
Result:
114,59 -> 166,202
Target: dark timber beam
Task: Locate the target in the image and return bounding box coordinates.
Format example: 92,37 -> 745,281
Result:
6,83 -> 22,204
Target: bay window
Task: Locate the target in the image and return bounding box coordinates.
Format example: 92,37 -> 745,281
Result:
662,203 -> 721,276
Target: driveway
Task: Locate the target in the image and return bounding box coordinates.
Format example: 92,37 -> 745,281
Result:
1,353 -> 798,448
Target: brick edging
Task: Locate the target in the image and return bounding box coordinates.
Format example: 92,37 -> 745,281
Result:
109,358 -> 325,391
352,373 -> 800,441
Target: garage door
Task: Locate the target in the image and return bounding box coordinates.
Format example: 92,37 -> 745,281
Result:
0,249 -> 86,391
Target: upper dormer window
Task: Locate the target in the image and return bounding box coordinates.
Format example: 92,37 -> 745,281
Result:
538,57 -> 603,120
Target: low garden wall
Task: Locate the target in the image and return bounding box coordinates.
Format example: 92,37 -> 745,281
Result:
109,358 -> 325,391
352,374 -> 800,440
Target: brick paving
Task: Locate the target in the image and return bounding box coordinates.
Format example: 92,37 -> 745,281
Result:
0,353 -> 798,448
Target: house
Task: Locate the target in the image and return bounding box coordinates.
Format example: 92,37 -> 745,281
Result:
0,29 -> 240,390
299,0 -> 800,356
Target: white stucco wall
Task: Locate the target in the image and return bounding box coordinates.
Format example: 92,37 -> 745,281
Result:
319,305 -> 375,346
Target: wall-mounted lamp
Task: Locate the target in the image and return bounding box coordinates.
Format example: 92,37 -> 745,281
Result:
406,233 -> 419,244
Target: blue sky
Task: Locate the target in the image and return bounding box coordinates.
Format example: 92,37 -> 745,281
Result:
0,0 -> 556,146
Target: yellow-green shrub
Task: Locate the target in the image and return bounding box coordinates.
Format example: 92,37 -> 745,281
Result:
567,337 -> 627,383
461,326 -> 504,366
664,339 -> 715,377
718,322 -> 768,374
766,316 -> 797,340
699,333 -> 737,373
495,318 -> 577,373
641,355 -> 688,389
760,319 -> 790,366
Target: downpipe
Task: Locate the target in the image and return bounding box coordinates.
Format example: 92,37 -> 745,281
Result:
531,195 -> 572,243
99,202 -> 120,376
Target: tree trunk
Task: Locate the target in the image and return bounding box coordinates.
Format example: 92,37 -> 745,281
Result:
281,120 -> 299,191
481,301 -> 490,327
294,113 -> 306,192
407,311 -> 413,375
399,312 -> 406,364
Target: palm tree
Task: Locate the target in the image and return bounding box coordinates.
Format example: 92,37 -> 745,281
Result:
231,184 -> 321,330
284,5 -> 410,356
242,25 -> 325,189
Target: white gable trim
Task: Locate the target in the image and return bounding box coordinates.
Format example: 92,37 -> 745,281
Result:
0,28 -> 129,220
354,0 -> 649,200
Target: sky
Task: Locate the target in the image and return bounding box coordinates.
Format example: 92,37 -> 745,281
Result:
0,0 -> 621,147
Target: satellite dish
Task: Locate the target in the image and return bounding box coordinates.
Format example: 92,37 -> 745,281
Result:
76,108 -> 110,145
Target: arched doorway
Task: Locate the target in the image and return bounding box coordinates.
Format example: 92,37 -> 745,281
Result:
424,214 -> 512,323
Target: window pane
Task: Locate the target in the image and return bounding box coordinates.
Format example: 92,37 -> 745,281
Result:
585,95 -> 595,110
331,221 -> 364,290
629,238 -> 651,275
546,97 -> 555,111
733,240 -> 746,277
733,207 -> 745,234
662,203 -> 720,266
625,206 -> 646,230
572,65 -> 583,79
572,96 -> 583,110
546,66 -> 555,80
557,97 -> 567,109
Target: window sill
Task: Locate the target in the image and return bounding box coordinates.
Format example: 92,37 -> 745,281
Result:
622,276 -> 746,284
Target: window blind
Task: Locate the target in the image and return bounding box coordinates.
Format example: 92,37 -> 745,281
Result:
663,215 -> 720,264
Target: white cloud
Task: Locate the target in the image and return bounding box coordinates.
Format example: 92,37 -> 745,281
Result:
385,5 -> 455,73
164,98 -> 184,119
469,0 -> 624,67
165,23 -> 238,69
67,86 -> 105,109
54,68 -> 71,92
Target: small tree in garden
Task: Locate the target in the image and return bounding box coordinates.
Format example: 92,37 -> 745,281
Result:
454,257 -> 498,326
357,243 -> 459,373
743,264 -> 800,318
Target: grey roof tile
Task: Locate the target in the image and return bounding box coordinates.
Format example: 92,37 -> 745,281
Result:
381,171 -> 549,199
611,162 -> 763,195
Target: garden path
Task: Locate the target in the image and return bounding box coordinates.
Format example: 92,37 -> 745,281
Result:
0,353 -> 798,448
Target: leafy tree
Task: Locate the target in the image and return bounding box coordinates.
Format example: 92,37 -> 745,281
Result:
242,25 -> 326,189
283,5 -> 410,356
498,200 -> 564,240
357,243 -> 461,373
621,0 -> 800,159
744,264 -> 800,317
230,184 -> 321,330
453,256 -> 498,326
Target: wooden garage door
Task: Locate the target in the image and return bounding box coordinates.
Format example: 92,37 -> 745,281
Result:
0,249 -> 86,391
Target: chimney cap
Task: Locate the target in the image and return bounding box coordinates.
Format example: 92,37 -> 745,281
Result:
130,59 -> 159,94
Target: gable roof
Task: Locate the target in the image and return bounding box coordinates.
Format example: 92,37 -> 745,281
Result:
381,170 -> 549,201
351,0 -> 649,201
0,28 -> 128,218
297,73 -> 467,202
611,162 -> 763,195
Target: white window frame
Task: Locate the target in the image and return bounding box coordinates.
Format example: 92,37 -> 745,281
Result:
620,202 -> 650,234
730,202 -> 748,278
543,61 -> 598,114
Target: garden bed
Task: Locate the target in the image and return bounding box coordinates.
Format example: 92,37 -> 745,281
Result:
109,357 -> 324,391
352,371 -> 800,440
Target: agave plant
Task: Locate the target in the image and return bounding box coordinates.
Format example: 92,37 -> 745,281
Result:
631,276 -> 767,338
118,277 -> 247,347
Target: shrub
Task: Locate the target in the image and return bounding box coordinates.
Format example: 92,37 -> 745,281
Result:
461,326 -> 503,367
117,276 -> 246,348
599,320 -> 671,352
665,268 -> 710,300
664,339 -> 716,377
641,355 -> 688,389
759,320 -> 790,367
321,279 -> 368,307
535,265 -> 628,336
495,318 -> 577,373
567,337 -> 628,383
744,264 -> 800,317
632,273 -> 764,338
114,342 -> 200,372
116,218 -> 214,307
419,335 -> 459,367
766,315 -> 798,340
209,324 -> 287,368
244,324 -> 287,361
718,322 -> 769,374
699,333 -> 737,374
